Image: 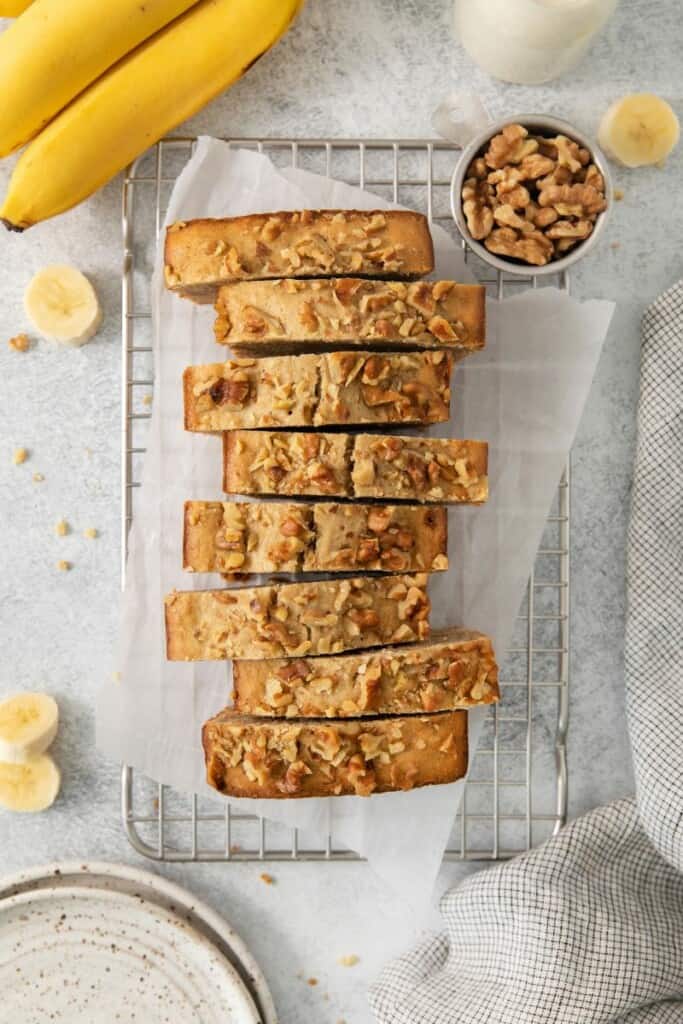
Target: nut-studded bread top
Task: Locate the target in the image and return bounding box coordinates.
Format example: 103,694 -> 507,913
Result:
165,573 -> 430,660
184,350 -> 451,431
213,278 -> 485,355
222,430 -> 488,504
203,709 -> 468,798
183,501 -> 448,575
164,209 -> 435,302
232,628 -> 498,718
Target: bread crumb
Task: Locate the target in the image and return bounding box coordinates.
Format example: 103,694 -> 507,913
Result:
8,333 -> 30,352
84,527 -> 98,539
338,955 -> 360,967
142,394 -> 153,406
32,472 -> 44,482
230,843 -> 242,853
55,519 -> 69,537
13,447 -> 28,465
307,978 -> 318,987
56,560 -> 71,572
610,242 -> 621,250
260,872 -> 275,885
111,671 -> 121,682
613,188 -> 624,201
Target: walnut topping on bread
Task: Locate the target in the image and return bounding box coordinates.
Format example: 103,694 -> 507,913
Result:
164,210 -> 435,303
203,710 -> 468,797
183,501 -> 447,576
184,350 -> 452,431
165,574 -> 430,661
232,628 -> 499,718
222,431 -> 488,504
212,277 -> 485,354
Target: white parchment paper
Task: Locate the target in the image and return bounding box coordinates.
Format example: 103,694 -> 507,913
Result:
97,137 -> 614,905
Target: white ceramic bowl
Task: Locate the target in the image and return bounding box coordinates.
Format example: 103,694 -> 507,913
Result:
450,113 -> 612,277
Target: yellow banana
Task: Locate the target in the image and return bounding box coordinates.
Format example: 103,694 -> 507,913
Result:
0,0 -> 203,157
1,0 -> 304,230
0,0 -> 31,14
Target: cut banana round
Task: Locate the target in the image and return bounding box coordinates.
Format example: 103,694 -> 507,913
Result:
0,754 -> 61,812
0,692 -> 59,763
24,264 -> 102,346
598,93 -> 680,168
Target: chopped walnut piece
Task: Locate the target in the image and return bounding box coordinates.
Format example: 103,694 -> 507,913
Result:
260,872 -> 275,885
8,333 -> 30,352
338,955 -> 360,967
84,527 -> 98,539
462,178 -> 494,240
485,227 -> 553,266
13,447 -> 28,465
538,183 -> 607,218
546,219 -> 593,240
56,560 -> 71,572
55,519 -> 69,537
485,123 -> 538,169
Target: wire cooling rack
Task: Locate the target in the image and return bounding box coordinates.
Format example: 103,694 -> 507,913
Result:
121,137 -> 570,862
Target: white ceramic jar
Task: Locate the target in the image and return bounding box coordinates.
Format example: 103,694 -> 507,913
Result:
453,0 -> 619,85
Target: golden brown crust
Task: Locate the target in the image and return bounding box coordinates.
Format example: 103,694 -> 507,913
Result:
183,501 -> 447,575
233,628 -> 499,718
202,710 -> 468,798
184,350 -> 451,432
164,210 -> 435,303
213,278 -> 485,355
222,431 -> 488,504
165,574 -> 430,661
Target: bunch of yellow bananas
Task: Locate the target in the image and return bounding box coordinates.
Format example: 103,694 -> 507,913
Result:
0,0 -> 304,230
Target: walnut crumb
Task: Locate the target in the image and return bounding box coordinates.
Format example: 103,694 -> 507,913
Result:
307,978 -> 318,987
13,447 -> 28,465
55,520 -> 69,537
8,333 -> 30,352
56,560 -> 71,572
32,472 -> 44,482
338,955 -> 360,967
84,527 -> 98,539
260,872 -> 275,885
613,188 -> 624,201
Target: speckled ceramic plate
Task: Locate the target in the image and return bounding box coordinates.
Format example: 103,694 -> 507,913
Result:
0,863 -> 275,1024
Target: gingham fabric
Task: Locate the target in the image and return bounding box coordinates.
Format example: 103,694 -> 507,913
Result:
625,281 -> 683,873
370,287 -> 683,1023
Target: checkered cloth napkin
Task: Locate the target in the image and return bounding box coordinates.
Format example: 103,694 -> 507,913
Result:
369,284 -> 683,1023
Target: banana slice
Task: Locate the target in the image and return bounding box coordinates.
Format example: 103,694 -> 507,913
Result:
0,754 -> 61,812
598,93 -> 680,168
0,692 -> 59,763
24,264 -> 102,346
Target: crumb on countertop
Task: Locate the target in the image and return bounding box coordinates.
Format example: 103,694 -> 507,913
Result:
338,955 -> 360,967
32,472 -> 44,482
13,447 -> 28,465
8,333 -> 30,352
55,519 -> 69,537
56,560 -> 71,572
84,527 -> 98,539
260,872 -> 275,885
610,242 -> 621,250
142,394 -> 153,406
307,977 -> 318,987
613,188 -> 624,201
